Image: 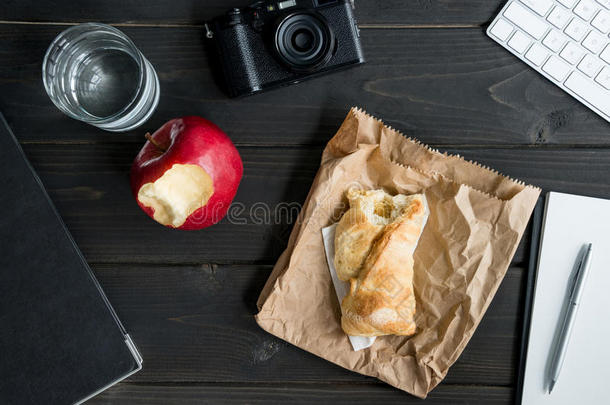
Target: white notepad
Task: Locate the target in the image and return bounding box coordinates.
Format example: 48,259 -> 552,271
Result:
522,192 -> 609,405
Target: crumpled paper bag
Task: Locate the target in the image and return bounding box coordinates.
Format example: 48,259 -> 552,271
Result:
255,107 -> 540,398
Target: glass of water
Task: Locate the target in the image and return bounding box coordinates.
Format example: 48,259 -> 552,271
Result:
43,23 -> 160,132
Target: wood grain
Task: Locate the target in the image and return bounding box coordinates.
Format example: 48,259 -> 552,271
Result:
88,383 -> 513,404
2,25 -> 609,146
1,0 -> 504,26
22,143 -> 610,264
3,2 -> 607,401
92,263 -> 525,387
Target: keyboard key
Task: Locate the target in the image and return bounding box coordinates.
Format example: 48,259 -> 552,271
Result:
561,42 -> 586,63
508,31 -> 533,53
574,0 -> 599,20
543,30 -> 569,51
595,0 -> 610,9
526,43 -> 551,65
490,19 -> 514,41
547,6 -> 572,28
582,30 -> 607,52
543,56 -> 572,80
601,44 -> 610,62
565,18 -> 589,40
504,3 -> 549,39
565,72 -> 610,115
559,0 -> 577,7
596,66 -> 610,88
591,10 -> 610,33
578,53 -> 604,76
520,0 -> 554,15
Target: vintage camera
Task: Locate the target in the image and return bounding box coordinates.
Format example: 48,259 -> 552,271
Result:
207,0 -> 365,97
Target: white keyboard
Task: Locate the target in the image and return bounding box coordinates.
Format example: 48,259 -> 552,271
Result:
488,0 -> 610,123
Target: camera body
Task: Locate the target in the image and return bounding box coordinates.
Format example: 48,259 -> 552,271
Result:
208,0 -> 365,97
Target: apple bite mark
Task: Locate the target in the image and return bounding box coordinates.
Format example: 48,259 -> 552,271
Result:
131,117 -> 243,230
137,163 -> 214,228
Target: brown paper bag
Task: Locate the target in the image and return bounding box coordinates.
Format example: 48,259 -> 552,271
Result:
255,108 -> 540,398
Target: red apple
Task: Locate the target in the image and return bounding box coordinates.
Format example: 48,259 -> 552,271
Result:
130,116 -> 243,230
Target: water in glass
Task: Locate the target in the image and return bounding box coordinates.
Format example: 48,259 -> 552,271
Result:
43,23 -> 159,132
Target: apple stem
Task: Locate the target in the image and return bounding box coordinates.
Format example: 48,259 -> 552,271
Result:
145,132 -> 166,152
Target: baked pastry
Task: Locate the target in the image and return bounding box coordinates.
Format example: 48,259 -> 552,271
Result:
334,189 -> 387,281
334,189 -> 424,281
337,189 -> 428,337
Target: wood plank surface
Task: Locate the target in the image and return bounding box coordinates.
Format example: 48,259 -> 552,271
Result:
22,143 -> 609,264
1,0 -> 504,26
2,24 -> 609,146
92,263 -> 525,386
88,383 -> 513,404
3,0 -> 609,401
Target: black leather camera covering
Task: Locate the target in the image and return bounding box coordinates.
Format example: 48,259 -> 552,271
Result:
209,0 -> 364,97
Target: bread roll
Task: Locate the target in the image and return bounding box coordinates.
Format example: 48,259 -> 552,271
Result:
336,189 -> 428,337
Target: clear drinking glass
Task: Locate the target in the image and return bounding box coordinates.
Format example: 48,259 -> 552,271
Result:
42,23 -> 160,132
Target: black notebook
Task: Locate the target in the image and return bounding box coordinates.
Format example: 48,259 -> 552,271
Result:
0,113 -> 142,404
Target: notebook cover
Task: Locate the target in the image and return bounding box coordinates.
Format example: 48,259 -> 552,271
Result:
514,196 -> 545,405
0,113 -> 142,404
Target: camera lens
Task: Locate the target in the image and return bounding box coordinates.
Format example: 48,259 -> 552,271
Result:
292,29 -> 314,52
274,12 -> 335,72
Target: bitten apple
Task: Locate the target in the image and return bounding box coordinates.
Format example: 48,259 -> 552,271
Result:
130,116 -> 243,230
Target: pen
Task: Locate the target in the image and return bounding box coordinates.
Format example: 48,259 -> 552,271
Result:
548,243 -> 593,394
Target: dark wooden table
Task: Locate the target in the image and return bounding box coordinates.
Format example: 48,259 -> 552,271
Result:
2,1 -> 609,403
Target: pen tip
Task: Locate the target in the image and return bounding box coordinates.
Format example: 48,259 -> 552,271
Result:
549,381 -> 555,394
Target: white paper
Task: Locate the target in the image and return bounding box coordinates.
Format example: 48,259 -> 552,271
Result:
322,223 -> 376,351
522,192 -> 610,405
